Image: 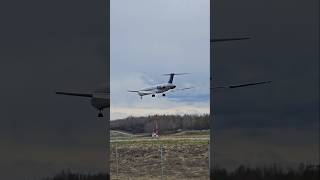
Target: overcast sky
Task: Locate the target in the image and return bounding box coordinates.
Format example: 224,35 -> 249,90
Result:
110,0 -> 210,120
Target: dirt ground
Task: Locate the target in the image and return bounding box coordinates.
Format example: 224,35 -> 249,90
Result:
110,131 -> 209,180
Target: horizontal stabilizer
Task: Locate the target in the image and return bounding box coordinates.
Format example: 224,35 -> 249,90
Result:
163,73 -> 189,76
163,73 -> 189,84
56,91 -> 93,97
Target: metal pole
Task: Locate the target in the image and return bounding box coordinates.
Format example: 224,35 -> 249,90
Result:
116,143 -> 119,180
208,143 -> 210,176
210,0 -> 214,179
160,145 -> 164,180
105,115 -> 110,180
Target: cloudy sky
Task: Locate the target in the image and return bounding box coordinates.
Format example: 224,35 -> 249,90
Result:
110,0 -> 210,120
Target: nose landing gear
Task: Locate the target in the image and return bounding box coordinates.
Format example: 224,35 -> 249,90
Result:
162,94 -> 166,97
152,94 -> 155,97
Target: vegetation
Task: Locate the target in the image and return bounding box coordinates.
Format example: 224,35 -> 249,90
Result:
42,170 -> 109,180
43,164 -> 319,180
43,115 -> 319,179
213,164 -> 319,180
111,114 -> 210,134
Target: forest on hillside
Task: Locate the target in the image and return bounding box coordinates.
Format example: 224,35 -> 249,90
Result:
110,114 -> 210,133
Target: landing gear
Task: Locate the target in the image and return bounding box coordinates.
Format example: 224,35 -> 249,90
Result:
162,94 -> 166,97
152,94 -> 155,97
98,109 -> 103,117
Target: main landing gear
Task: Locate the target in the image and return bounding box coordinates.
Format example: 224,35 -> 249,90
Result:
151,94 -> 165,97
98,109 -> 103,117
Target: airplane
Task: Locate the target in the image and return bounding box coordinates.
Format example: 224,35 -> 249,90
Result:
128,73 -> 193,99
54,36 -> 255,116
55,86 -> 109,117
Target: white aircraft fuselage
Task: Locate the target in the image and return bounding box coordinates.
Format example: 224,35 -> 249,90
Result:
128,73 -> 189,99
91,88 -> 110,110
137,83 -> 176,96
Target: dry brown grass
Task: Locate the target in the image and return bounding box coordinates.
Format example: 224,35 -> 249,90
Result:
110,133 -> 209,180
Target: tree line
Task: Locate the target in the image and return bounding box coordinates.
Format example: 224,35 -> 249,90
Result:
43,164 -> 319,180
110,114 -> 210,134
212,164 -> 319,180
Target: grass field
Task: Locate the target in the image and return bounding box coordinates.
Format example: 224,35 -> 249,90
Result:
110,130 -> 210,180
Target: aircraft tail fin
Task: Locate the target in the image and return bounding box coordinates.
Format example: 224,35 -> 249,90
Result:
163,73 -> 189,84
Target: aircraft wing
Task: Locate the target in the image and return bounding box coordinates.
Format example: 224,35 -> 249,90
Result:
211,81 -> 272,90
140,87 -> 157,91
176,87 -> 194,91
55,91 -> 93,98
128,88 -> 155,93
211,37 -> 251,42
170,87 -> 194,93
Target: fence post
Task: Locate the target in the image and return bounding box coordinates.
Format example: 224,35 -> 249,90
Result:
116,143 -> 119,180
160,145 -> 164,180
208,143 -> 210,176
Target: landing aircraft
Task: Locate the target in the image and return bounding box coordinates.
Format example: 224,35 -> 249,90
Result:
128,73 -> 193,99
56,86 -> 109,117
55,37 -> 260,116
